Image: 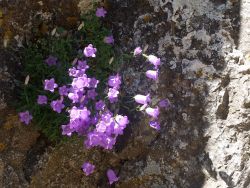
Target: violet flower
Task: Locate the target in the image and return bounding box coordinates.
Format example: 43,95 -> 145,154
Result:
104,35 -> 114,45
107,169 -> 119,185
108,74 -> 121,89
149,121 -> 160,130
82,162 -> 95,176
45,55 -> 57,66
19,111 -> 33,125
108,88 -> 119,103
96,7 -> 107,17
134,94 -> 151,105
37,95 -> 47,105
44,78 -> 58,92
69,106 -> 90,122
71,75 -> 89,90
87,89 -> 97,99
133,47 -> 142,56
77,60 -> 89,70
84,44 -> 97,58
148,55 -> 161,68
88,78 -> 99,88
59,86 -> 68,96
95,100 -> 105,111
68,67 -> 78,77
114,115 -> 129,135
61,124 -> 74,137
145,107 -> 160,119
159,99 -> 170,108
146,70 -> 158,80
50,100 -> 65,113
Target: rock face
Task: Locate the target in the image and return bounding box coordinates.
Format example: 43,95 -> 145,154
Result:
1,0 -> 250,187
0,111 -> 42,187
107,0 -> 250,187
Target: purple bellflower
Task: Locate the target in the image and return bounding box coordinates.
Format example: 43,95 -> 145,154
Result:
146,70 -> 158,80
45,55 -> 57,66
44,78 -> 58,92
82,162 -> 95,176
145,107 -> 160,119
133,47 -> 142,56
149,121 -> 160,130
108,88 -> 119,103
19,111 -> 33,125
104,35 -> 114,45
50,100 -> 65,113
108,74 -> 121,89
134,94 -> 151,105
107,169 -> 119,185
148,55 -> 161,68
84,44 -> 97,58
96,7 -> 107,17
37,95 -> 47,105
59,85 -> 68,96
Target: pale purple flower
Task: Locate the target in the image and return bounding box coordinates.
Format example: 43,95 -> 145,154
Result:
146,70 -> 158,80
95,112 -> 115,135
145,107 -> 160,119
19,111 -> 33,125
88,78 -> 99,88
68,90 -> 84,103
68,118 -> 89,135
59,86 -> 68,96
45,55 -> 57,66
107,169 -> 119,185
82,162 -> 95,176
92,133 -> 115,149
61,124 -> 74,136
37,95 -> 47,105
69,106 -> 90,122
103,136 -> 116,149
159,99 -> 170,108
44,78 -> 58,92
108,74 -> 121,89
134,94 -> 151,105
84,44 -> 97,58
108,88 -> 119,103
87,89 -> 97,99
148,55 -> 161,68
133,47 -> 142,56
95,100 -> 105,111
77,60 -> 89,70
115,115 -> 129,127
50,100 -> 65,113
96,7 -> 107,18
104,35 -> 114,45
114,115 -> 129,135
84,132 -> 104,148
68,67 -> 78,77
149,121 -> 160,130
71,75 -> 89,90
68,91 -> 79,103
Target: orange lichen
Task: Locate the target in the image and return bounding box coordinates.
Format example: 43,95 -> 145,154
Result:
143,14 -> 152,23
0,143 -> 6,152
3,114 -> 20,130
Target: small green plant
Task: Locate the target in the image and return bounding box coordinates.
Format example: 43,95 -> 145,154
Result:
16,10 -> 117,142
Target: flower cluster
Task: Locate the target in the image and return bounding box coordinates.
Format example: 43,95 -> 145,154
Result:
133,47 -> 169,130
18,6 -> 123,185
18,7 -> 170,185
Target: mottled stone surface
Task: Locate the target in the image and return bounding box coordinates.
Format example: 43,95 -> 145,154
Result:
0,111 -> 41,187
1,0 -> 250,187
106,0 -> 249,187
